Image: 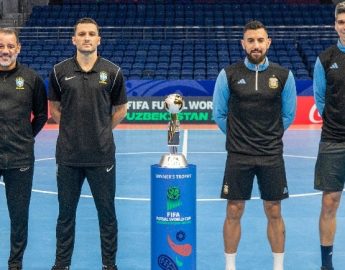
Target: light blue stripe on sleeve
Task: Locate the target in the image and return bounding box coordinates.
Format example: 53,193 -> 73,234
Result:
281,70 -> 297,130
313,57 -> 326,116
212,69 -> 230,134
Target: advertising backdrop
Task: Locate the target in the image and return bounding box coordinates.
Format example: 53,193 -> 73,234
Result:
45,79 -> 320,125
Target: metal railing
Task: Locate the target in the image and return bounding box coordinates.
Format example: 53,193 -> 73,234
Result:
16,25 -> 338,41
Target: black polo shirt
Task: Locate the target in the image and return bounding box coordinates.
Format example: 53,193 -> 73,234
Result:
48,56 -> 127,166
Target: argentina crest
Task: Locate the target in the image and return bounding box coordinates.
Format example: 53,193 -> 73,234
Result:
268,76 -> 279,89
99,71 -> 108,84
16,76 -> 25,90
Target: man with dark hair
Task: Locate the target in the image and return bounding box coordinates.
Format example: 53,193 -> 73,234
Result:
0,27 -> 48,270
49,18 -> 127,270
313,2 -> 345,270
212,20 -> 296,270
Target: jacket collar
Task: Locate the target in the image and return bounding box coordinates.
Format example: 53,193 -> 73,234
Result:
337,39 -> 345,53
244,57 -> 269,71
72,55 -> 101,73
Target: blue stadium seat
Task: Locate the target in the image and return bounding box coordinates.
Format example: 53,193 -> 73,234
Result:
22,2 -> 337,80
296,68 -> 310,79
20,56 -> 33,65
34,56 -> 46,64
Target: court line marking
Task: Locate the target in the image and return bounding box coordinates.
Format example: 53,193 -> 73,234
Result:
1,180 -> 342,201
0,152 -> 320,201
284,154 -> 316,159
0,181 -> 149,200
35,153 -> 317,159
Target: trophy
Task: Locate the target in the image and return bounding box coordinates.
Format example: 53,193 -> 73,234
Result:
159,93 -> 188,168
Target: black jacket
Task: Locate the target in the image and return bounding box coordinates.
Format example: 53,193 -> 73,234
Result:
0,63 -> 48,169
319,45 -> 345,142
225,61 -> 289,155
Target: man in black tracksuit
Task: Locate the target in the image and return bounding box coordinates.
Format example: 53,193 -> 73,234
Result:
0,28 -> 48,270
313,2 -> 345,270
212,20 -> 296,270
48,18 -> 127,270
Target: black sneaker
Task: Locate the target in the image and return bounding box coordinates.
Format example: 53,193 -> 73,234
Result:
102,265 -> 118,270
321,267 -> 334,270
51,266 -> 70,270
8,266 -> 21,270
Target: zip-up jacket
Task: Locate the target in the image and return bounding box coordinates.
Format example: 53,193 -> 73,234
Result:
0,63 -> 48,169
313,40 -> 345,142
213,57 -> 296,155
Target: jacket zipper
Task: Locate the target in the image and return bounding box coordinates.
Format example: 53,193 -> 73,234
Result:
255,65 -> 259,91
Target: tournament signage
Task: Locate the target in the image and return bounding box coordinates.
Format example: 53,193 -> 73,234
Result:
151,165 -> 196,270
44,80 -> 320,126
294,96 -> 323,124
45,96 -> 322,126
123,96 -> 323,125
151,95 -> 196,270
124,96 -> 213,124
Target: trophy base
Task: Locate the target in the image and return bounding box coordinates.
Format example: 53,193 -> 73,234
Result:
159,154 -> 188,168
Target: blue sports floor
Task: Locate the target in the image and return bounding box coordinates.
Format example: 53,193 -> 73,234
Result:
1,127 -> 345,270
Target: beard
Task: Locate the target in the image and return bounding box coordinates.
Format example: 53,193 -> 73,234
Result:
245,50 -> 267,65
0,53 -> 17,69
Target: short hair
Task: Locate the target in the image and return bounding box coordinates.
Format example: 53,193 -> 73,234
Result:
0,27 -> 20,44
335,2 -> 345,17
73,17 -> 100,36
243,20 -> 268,35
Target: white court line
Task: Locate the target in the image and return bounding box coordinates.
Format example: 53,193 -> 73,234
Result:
0,181 -> 150,200
284,154 -> 316,159
0,152 -> 321,201
35,157 -> 56,161
0,180 -> 339,201
35,153 -> 317,158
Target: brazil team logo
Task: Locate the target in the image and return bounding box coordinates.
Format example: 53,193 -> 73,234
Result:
99,71 -> 108,84
16,77 -> 25,90
268,76 -> 279,89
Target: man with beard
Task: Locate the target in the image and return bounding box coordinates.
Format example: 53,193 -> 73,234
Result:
212,20 -> 296,270
0,28 -> 47,270
313,2 -> 345,270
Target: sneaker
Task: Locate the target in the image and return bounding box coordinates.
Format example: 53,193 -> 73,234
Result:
321,267 -> 334,270
102,265 -> 118,270
51,266 -> 70,270
8,266 -> 21,270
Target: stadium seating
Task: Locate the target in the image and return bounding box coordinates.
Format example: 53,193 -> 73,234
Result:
19,37 -> 334,80
26,3 -> 334,27
18,1 -> 337,80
